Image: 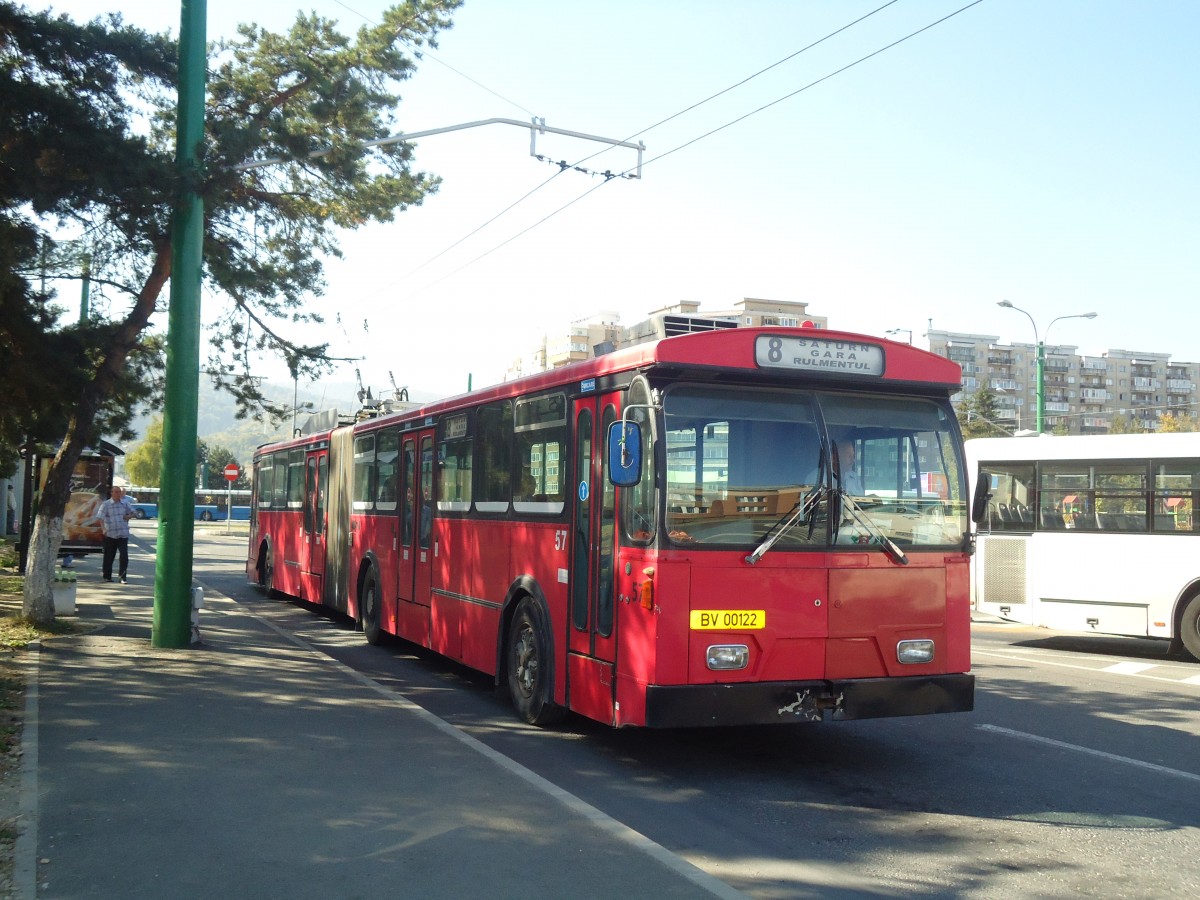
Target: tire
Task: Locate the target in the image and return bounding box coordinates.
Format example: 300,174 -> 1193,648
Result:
506,598 -> 564,726
258,548 -> 276,597
361,569 -> 385,645
1180,594 -> 1200,662
134,508 -> 147,520
200,510 -> 214,522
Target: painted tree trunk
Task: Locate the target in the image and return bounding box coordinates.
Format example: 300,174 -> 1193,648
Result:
23,514 -> 64,623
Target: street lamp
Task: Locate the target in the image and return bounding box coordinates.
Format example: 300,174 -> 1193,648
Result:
997,300 -> 1098,433
885,328 -> 913,344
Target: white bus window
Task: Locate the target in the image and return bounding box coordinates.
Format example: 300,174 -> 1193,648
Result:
1153,460 -> 1200,533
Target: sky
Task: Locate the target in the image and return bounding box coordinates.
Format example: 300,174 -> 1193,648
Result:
33,0 -> 1200,402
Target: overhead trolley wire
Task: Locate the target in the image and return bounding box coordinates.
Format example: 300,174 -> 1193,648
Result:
393,0 -> 909,289
404,0 -> 986,298
639,0 -> 985,171
329,0 -> 538,117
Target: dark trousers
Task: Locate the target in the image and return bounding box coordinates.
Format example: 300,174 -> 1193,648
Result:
102,535 -> 129,580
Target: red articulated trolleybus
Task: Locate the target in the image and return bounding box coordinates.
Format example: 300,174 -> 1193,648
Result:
247,327 -> 978,728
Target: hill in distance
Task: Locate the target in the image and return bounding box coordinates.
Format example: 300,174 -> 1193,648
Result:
124,379 -> 448,473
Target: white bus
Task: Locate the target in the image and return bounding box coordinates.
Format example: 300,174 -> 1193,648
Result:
966,433 -> 1200,661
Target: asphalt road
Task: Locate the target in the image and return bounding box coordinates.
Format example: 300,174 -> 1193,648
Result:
181,523 -> 1200,899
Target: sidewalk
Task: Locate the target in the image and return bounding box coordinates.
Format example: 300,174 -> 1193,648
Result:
16,537 -> 743,900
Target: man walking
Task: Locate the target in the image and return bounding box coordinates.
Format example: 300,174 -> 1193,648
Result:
98,485 -> 136,583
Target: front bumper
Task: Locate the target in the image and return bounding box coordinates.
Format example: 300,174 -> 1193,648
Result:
643,673 -> 974,728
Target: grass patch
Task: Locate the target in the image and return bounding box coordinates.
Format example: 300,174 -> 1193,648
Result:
0,613 -> 78,651
0,540 -> 82,649
0,645 -> 25,762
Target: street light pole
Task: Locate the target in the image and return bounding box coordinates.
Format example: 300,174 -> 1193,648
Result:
885,328 -> 913,344
997,301 -> 1097,434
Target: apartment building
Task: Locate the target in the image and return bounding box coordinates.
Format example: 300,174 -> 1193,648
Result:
927,330 -> 1200,433
509,308 -> 1197,434
507,298 -> 828,381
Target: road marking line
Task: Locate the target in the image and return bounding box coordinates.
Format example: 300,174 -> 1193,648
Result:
972,646 -> 1200,687
977,724 -> 1200,784
1102,661 -> 1157,675
221,587 -> 751,900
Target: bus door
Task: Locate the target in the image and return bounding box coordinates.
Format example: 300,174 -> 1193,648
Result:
302,449 -> 328,599
567,397 -> 620,722
396,430 -> 436,639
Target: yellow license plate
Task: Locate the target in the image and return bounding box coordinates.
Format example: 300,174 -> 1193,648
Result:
689,609 -> 766,630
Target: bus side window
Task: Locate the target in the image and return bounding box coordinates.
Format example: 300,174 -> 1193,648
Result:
419,437 -> 434,548
621,382 -> 656,543
353,435 -> 375,512
982,463 -> 1035,532
401,440 -> 415,545
597,405 -> 617,637
376,431 -> 399,510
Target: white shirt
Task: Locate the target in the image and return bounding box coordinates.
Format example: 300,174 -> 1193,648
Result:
840,470 -> 864,496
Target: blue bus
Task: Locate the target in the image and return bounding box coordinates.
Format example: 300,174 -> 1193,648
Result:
128,487 -> 252,521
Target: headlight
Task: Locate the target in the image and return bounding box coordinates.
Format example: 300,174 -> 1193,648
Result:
897,639 -> 935,664
706,644 -> 749,670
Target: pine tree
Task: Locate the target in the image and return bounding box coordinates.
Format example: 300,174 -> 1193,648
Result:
2,1 -> 461,624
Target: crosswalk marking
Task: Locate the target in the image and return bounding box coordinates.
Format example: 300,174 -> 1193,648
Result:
1102,661 -> 1157,675
973,646 -> 1200,687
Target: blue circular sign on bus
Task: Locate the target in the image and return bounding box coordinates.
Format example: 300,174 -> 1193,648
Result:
578,480 -> 589,502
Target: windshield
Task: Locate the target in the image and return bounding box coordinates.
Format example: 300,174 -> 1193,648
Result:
662,386 -> 967,549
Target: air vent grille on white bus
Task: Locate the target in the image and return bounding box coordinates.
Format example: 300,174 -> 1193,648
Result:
981,536 -> 1027,605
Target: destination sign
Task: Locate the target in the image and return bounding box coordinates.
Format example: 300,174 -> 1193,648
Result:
755,335 -> 885,376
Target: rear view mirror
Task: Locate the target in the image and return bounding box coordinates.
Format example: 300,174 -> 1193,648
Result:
608,420 -> 642,487
971,472 -> 992,524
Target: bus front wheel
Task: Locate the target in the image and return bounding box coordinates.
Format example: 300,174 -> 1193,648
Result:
1180,595 -> 1200,662
200,510 -> 214,522
361,570 -> 385,646
507,598 -> 564,726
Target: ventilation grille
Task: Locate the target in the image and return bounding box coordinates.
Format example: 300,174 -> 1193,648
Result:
981,536 -> 1027,605
661,315 -> 737,337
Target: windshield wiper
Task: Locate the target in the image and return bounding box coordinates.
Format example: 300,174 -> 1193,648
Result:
745,484 -> 827,565
837,491 -> 909,565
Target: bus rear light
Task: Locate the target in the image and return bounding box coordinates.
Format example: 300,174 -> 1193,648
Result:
897,639 -> 935,664
639,567 -> 655,610
707,644 -> 749,670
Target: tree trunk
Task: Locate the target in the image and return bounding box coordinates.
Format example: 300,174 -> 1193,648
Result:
21,239 -> 172,625
22,404 -> 102,623
22,514 -> 68,624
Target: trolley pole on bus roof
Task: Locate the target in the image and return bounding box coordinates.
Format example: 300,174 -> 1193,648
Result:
153,0 -> 207,648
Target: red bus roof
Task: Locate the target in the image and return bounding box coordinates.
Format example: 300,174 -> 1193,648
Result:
258,328 -> 961,452
415,327 -> 961,413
